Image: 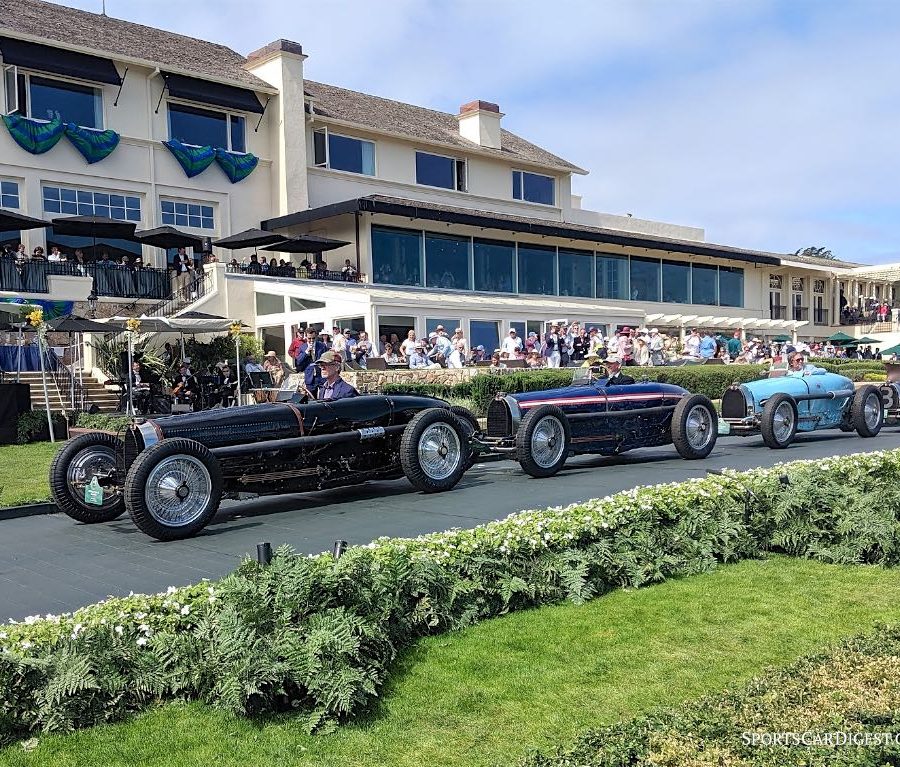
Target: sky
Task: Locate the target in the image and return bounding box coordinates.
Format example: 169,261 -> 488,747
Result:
49,0 -> 900,264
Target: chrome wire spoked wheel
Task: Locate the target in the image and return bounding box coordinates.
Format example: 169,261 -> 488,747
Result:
773,401 -> 795,443
417,423 -> 462,481
684,404 -> 713,451
865,393 -> 882,430
531,416 -> 566,469
144,455 -> 212,528
67,446 -> 119,510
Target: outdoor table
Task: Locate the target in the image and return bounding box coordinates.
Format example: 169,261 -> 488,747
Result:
0,344 -> 48,371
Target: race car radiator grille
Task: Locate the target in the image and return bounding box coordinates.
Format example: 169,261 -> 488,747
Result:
487,399 -> 512,437
721,388 -> 747,420
123,428 -> 144,473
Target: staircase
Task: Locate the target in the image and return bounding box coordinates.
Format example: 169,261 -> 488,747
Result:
117,270 -> 212,322
13,371 -> 122,413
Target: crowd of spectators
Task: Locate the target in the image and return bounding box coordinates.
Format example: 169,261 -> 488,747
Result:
840,298 -> 893,326
226,254 -> 362,282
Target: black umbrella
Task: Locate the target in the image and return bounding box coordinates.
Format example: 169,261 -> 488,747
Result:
134,226 -> 204,250
212,228 -> 284,249
51,215 -> 138,240
260,234 -> 350,253
46,314 -> 120,333
0,209 -> 51,231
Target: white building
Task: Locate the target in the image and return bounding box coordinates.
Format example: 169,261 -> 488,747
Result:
1,0 -> 898,360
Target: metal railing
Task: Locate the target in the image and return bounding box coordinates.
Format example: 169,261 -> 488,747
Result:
792,306 -> 809,322
118,270 -> 210,320
813,308 -> 829,326
770,305 -> 786,320
225,263 -> 365,283
0,256 -> 170,299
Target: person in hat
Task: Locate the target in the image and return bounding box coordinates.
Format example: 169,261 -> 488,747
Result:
314,351 -> 358,401
263,350 -> 287,386
408,342 -> 433,369
603,355 -> 635,386
170,361 -> 200,408
648,328 -> 665,366
581,352 -> 602,369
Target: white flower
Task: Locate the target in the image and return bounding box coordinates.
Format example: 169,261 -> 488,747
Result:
136,637 -> 148,646
137,624 -> 151,633
166,586 -> 178,595
114,625 -> 124,635
20,640 -> 32,649
134,612 -> 146,620
180,605 -> 191,616
0,632 -> 6,640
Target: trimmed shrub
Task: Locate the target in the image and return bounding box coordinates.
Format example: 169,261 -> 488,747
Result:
16,411 -> 67,444
2,450 -> 900,743
520,625 -> 900,766
67,412 -> 132,433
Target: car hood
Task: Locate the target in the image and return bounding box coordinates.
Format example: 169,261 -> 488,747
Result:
738,371 -> 855,407
510,381 -> 687,407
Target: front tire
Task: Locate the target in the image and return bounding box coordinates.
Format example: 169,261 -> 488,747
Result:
125,438 -> 223,541
852,385 -> 883,437
515,404 -> 571,478
49,433 -> 125,523
450,405 -> 480,467
401,409 -> 468,493
671,394 -> 718,459
760,393 -> 797,449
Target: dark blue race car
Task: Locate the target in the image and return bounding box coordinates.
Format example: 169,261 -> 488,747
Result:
478,369 -> 718,477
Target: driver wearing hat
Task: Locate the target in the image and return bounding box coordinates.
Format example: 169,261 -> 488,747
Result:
314,351 -> 359,401
604,355 -> 636,386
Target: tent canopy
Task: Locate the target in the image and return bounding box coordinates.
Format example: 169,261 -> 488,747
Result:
827,331 -> 856,343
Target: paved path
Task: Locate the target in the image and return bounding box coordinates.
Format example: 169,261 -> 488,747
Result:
3,431 -> 900,621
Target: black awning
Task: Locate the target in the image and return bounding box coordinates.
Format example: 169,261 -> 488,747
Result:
162,72 -> 264,114
0,37 -> 121,85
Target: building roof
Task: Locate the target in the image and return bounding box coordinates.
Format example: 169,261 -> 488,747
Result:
304,80 -> 586,175
0,0 -> 273,91
263,194 -> 786,267
782,252 -> 863,269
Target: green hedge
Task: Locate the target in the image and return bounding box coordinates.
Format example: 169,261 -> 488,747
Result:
4,449 -> 900,745
385,365 -> 768,415
520,625 -> 900,766
15,411 -> 67,444
67,412 -> 133,433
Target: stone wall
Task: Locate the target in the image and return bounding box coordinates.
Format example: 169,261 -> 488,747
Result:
342,367 -> 522,394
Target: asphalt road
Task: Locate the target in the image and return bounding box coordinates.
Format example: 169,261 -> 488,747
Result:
3,430 -> 900,621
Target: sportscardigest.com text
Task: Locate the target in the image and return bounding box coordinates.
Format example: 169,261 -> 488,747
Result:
742,731 -> 900,747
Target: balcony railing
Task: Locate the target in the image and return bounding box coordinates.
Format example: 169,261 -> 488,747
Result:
813,308 -> 829,326
770,304 -> 786,320
0,257 -> 171,299
792,306 -> 809,322
225,263 -> 365,283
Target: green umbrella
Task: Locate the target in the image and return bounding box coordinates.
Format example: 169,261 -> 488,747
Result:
847,336 -> 881,346
879,343 -> 900,357
827,331 -> 856,343
771,334 -> 792,342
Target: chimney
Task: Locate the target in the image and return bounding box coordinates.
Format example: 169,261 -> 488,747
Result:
457,100 -> 503,150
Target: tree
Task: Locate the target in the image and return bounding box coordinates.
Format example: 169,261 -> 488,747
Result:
794,246 -> 835,260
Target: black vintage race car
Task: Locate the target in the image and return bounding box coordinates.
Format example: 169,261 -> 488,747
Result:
477,369 -> 718,476
49,397 -> 477,540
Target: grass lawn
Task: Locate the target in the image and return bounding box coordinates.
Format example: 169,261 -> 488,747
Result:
0,442 -> 59,507
4,556 -> 900,766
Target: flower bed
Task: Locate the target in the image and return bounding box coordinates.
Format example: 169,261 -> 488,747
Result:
520,624 -> 900,766
2,449 -> 900,745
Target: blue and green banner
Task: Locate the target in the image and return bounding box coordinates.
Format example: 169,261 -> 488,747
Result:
214,148 -> 259,183
163,139 -> 217,178
64,123 -> 120,164
2,114 -> 66,155
0,297 -> 74,319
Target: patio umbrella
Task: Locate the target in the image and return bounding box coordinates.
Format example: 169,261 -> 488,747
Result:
212,229 -> 283,250
0,209 -> 51,231
827,331 -> 856,343
260,234 -> 350,253
847,336 -> 881,345
46,315 -> 119,333
51,215 -> 138,240
133,226 -> 204,250
771,334 -> 792,342
879,343 -> 900,357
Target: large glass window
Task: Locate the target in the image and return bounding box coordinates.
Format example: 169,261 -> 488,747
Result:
473,238 -> 514,293
426,318 -> 461,335
558,248 -> 593,298
512,170 -> 555,205
313,129 -> 375,176
719,266 -> 744,307
470,320 -> 500,355
416,152 -> 466,191
161,199 -> 215,230
255,292 -> 285,315
47,227 -> 142,262
0,180 -> 20,209
43,185 -> 140,221
425,233 -> 470,290
629,256 -> 660,302
596,253 -> 628,300
661,260 -> 691,304
692,264 -> 718,306
517,244 -> 556,295
28,75 -> 102,128
168,102 -> 245,151
371,225 -> 421,286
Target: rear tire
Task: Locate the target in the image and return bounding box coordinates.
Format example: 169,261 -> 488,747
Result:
852,385 -> 883,437
671,394 -> 717,459
49,433 -> 125,523
760,394 -> 797,449
125,438 -> 223,541
450,405 -> 479,467
401,409 -> 468,493
515,404 -> 571,478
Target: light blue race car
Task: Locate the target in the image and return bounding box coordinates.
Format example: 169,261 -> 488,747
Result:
718,367 -> 883,448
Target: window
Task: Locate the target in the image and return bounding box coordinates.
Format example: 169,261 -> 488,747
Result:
629,257 -> 660,302
259,327 -> 286,359
769,274 -> 783,290
719,267 -> 744,308
512,170 -> 555,205
289,297 -> 326,311
27,75 -> 102,128
473,238 -> 514,293
557,249 -> 593,298
0,180 -> 20,209
661,260 -> 691,304
517,244 -> 556,295
596,253 -> 628,300
415,152 -> 466,191
425,233 -> 470,290
426,318 -> 461,336
470,320 -> 500,354
371,225 -> 421,286
692,264 -> 718,306
168,102 -> 245,151
255,292 -> 285,315
791,277 -> 805,292
47,227 -> 142,262
43,185 -> 141,221
813,279 -> 825,294
161,199 -> 215,230
313,128 -> 375,176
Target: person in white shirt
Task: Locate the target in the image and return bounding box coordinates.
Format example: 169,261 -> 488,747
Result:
332,329 -> 348,358
429,331 -> 452,365
685,328 -> 702,358
451,327 -> 469,359
447,340 -> 466,369
400,329 -> 418,359
408,343 -> 435,369
501,328 -> 524,357
648,328 -> 665,366
47,246 -> 63,262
